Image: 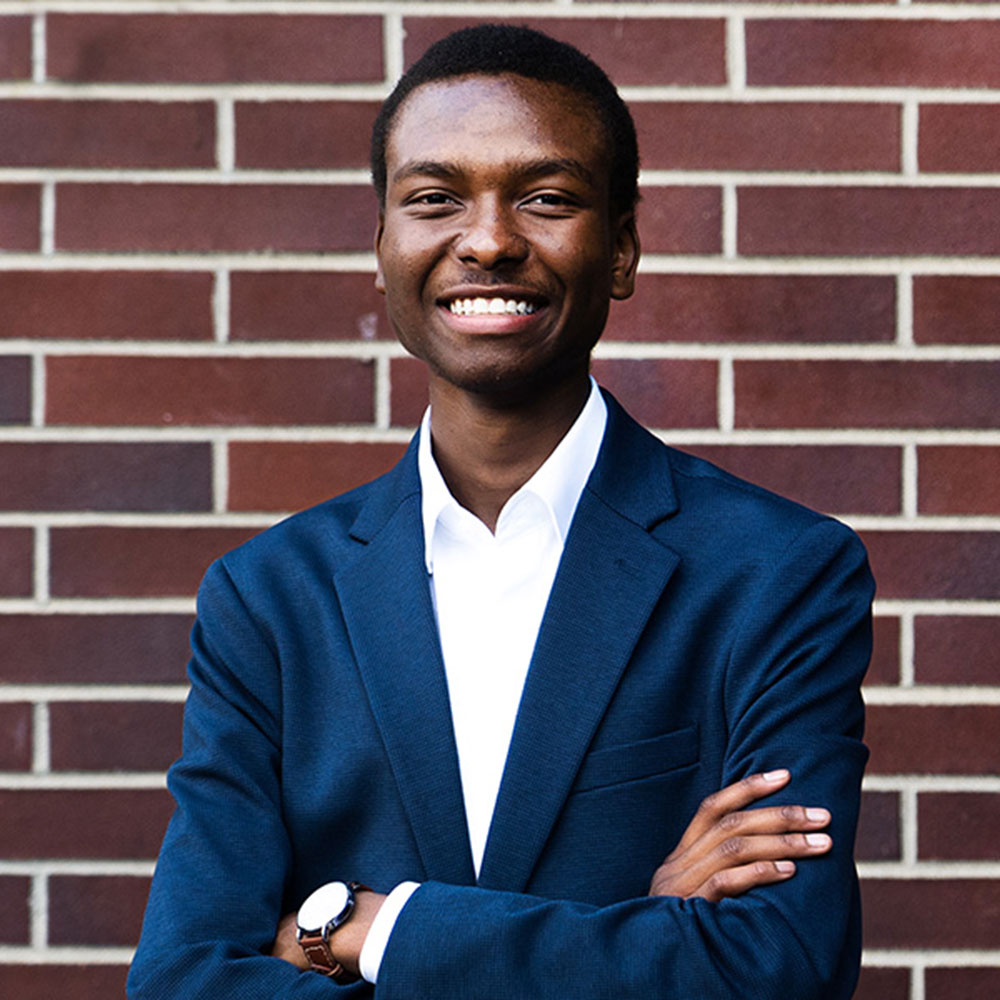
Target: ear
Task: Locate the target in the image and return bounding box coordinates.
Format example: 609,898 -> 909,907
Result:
374,214 -> 386,294
610,212 -> 640,301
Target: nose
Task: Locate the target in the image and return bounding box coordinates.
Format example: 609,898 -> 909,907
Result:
454,199 -> 528,269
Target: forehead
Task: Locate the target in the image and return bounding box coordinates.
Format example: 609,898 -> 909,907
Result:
385,73 -> 609,181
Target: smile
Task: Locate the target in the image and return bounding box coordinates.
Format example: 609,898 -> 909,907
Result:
448,297 -> 538,317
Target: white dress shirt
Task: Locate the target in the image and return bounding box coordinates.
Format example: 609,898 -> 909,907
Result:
358,378 -> 607,983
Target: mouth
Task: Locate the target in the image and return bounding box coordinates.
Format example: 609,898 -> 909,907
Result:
446,296 -> 539,317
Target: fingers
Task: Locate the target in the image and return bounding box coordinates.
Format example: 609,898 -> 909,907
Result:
696,860 -> 797,904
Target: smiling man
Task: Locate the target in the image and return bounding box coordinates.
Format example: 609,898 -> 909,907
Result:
129,25 -> 873,1000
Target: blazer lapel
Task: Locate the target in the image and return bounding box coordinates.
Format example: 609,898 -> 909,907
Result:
334,439 -> 476,887
478,396 -> 682,893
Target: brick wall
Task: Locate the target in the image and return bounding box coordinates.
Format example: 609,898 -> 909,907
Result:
1,3 -> 997,998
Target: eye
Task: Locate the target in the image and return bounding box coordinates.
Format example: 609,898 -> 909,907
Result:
521,191 -> 578,214
404,190 -> 461,214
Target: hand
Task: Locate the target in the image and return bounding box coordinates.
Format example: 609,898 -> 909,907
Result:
270,911 -> 308,970
648,769 -> 832,903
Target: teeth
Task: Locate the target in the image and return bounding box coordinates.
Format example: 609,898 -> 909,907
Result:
448,297 -> 537,317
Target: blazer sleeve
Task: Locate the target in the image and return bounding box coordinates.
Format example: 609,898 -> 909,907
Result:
373,518 -> 874,1000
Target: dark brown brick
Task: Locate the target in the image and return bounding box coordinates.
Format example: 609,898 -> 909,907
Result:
235,101 -> 378,170
925,968 -> 1000,1000
676,445 -> 900,515
0,17 -> 31,79
748,20 -> 1000,88
0,789 -> 172,859
0,270 -> 213,341
0,703 -> 31,771
633,102 -> 899,171
0,528 -> 32,597
920,793 -> 1000,860
0,355 -> 30,423
861,531 -> 1000,601
49,875 -> 151,947
228,441 -> 407,512
593,359 -> 718,429
915,616 -> 1000,686
637,186 -> 722,255
0,877 -> 29,943
230,272 -> 387,342
0,442 -> 212,512
50,527 -> 259,598
914,276 -> 1000,344
0,100 -> 214,167
56,183 -> 377,253
0,184 -> 39,250
50,702 -> 183,772
920,104 -> 1000,173
867,706 -> 1000,774
854,967 -> 910,1000
403,18 -> 726,86
856,791 -> 900,861
918,446 -> 1000,515
0,614 -> 192,685
0,967 -> 128,1000
734,361 -> 1000,429
604,274 -> 895,344
862,879 -> 1000,949
390,357 -> 429,428
46,356 -> 375,427
740,187 -> 1000,257
867,616 -> 900,687
48,14 -> 382,83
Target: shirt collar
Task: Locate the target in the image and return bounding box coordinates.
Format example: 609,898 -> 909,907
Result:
418,377 -> 607,573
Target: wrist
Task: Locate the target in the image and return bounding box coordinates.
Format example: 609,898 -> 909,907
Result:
327,889 -> 386,978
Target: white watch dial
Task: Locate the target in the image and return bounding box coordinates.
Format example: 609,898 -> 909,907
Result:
297,881 -> 350,933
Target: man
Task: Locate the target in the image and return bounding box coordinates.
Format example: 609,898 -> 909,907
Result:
129,25 -> 873,999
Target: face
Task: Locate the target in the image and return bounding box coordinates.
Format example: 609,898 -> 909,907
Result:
375,73 -> 639,405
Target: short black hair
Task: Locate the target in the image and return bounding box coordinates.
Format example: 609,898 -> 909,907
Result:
370,24 -> 639,217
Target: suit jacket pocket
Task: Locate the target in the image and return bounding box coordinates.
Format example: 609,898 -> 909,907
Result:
573,724 -> 700,794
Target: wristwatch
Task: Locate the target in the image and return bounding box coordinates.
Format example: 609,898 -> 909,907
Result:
296,880 -> 366,983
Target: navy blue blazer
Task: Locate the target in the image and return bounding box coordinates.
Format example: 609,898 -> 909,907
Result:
129,391 -> 873,999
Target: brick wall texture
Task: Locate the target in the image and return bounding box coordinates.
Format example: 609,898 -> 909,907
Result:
1,3 -> 998,997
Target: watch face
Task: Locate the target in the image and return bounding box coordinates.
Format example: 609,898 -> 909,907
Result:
298,881 -> 350,934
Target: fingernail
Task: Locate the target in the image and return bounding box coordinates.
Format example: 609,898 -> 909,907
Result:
806,808 -> 830,822
806,833 -> 831,847
763,769 -> 790,782
775,861 -> 796,873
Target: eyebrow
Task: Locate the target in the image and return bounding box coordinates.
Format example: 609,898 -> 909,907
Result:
391,157 -> 596,187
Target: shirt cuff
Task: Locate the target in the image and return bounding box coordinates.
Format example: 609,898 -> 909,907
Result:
358,881 -> 420,984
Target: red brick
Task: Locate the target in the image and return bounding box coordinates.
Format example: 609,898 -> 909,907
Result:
604,274 -> 895,344
0,184 -> 39,250
914,276 -> 1000,344
0,789 -> 172,858
633,102 -> 899,172
920,104 -> 1000,173
390,357 -> 429,428
228,441 -> 407,512
593,359 -> 718,429
0,703 -> 31,771
0,528 -> 32,597
230,271 -> 386,342
0,271 -> 213,340
861,531 -> 1000,601
0,614 -> 191,685
734,361 -> 1000,429
236,101 -> 377,170
866,706 -> 1000,774
856,791 -> 900,862
50,702 -> 183,772
0,876 -> 29,943
0,355 -> 30,423
637,186 -> 722,255
0,442 -> 211,512
853,967 -> 910,1000
925,968 -> 1000,1000
50,527 -> 259,598
747,20 -> 1000,88
0,17 -> 31,79
676,445 -> 900,515
919,793 -> 1000,860
403,18 -> 726,86
740,187 -> 1000,257
867,616 -> 900,687
49,875 -> 150,947
915,616 -> 1000,686
0,967 -> 127,1000
56,183 -> 377,253
919,446 -> 1000,515
0,100 -> 214,168
862,879 -> 1000,949
48,14 -> 382,83
46,356 -> 375,427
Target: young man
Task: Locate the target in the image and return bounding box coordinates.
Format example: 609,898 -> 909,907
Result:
129,26 -> 873,999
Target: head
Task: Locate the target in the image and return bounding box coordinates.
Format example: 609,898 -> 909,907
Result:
371,24 -> 639,222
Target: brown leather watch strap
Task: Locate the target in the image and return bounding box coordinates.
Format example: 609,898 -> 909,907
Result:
297,934 -> 358,983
